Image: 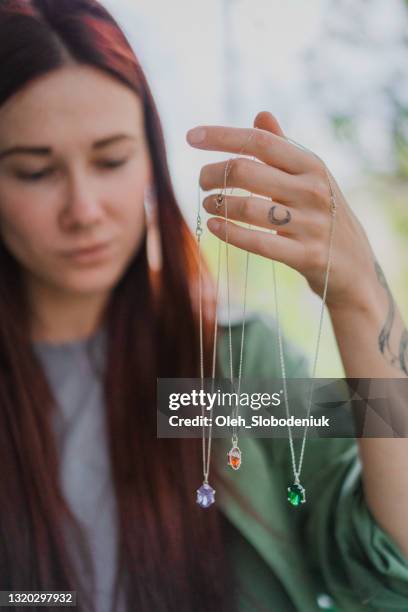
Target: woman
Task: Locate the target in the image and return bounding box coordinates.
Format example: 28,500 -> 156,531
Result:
0,0 -> 407,611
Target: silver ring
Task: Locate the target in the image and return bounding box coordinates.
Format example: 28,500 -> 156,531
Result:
215,194 -> 224,210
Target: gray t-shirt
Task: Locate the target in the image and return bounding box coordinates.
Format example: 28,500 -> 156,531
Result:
32,327 -> 125,612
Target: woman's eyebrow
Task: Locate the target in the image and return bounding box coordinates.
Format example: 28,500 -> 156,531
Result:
0,133 -> 137,161
0,146 -> 51,161
93,133 -> 136,149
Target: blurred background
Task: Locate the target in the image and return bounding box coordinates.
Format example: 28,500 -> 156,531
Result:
104,0 -> 408,377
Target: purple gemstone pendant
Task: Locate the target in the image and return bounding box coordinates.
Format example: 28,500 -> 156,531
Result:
196,482 -> 216,508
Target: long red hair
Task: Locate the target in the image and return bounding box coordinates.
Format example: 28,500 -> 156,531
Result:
0,1 -> 232,610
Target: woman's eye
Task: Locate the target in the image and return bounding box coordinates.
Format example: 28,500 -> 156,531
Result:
97,158 -> 128,169
16,168 -> 54,182
14,158 -> 129,182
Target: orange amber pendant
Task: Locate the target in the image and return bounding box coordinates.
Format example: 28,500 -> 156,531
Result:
227,446 -> 242,470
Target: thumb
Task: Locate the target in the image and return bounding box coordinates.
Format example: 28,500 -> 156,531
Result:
253,111 -> 285,138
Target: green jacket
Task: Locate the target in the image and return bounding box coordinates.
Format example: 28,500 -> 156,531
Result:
212,312 -> 408,611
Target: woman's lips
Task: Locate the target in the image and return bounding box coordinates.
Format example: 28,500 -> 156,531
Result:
62,241 -> 112,263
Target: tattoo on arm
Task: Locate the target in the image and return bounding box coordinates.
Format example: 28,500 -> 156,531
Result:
376,262 -> 396,358
399,328 -> 408,376
375,260 -> 408,376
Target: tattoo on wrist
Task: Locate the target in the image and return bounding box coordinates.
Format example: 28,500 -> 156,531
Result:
375,260 -> 408,376
399,329 -> 408,376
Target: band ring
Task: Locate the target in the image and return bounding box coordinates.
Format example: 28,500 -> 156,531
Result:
215,194 -> 225,209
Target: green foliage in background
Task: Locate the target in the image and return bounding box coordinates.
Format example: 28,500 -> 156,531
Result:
202,0 -> 408,378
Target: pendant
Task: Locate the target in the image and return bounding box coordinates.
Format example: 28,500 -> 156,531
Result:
227,446 -> 242,470
196,482 -> 216,508
287,482 -> 306,506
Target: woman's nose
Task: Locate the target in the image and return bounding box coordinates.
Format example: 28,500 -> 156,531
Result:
61,172 -> 104,231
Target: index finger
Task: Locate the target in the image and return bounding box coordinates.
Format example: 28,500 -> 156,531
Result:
186,125 -> 317,175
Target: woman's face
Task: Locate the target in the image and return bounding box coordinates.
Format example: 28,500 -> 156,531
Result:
0,64 -> 151,298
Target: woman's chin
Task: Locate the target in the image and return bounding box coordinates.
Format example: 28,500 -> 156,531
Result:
53,266 -> 122,296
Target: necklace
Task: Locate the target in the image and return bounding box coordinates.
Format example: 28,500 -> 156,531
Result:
220,148 -> 257,473
196,134 -> 254,508
195,132 -> 337,509
276,137 -> 337,505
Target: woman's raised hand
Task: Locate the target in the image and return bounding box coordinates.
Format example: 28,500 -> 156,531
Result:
187,111 -> 377,313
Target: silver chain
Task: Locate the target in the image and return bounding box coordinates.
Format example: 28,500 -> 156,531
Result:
222,152 -> 255,449
274,137 -> 337,484
196,133 -> 255,482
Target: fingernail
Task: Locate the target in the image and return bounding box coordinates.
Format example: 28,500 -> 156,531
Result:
208,218 -> 220,231
187,127 -> 206,145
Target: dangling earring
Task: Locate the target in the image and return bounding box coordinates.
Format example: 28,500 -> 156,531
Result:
144,185 -> 162,272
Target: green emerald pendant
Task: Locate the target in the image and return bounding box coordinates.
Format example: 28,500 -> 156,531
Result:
287,482 -> 306,506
